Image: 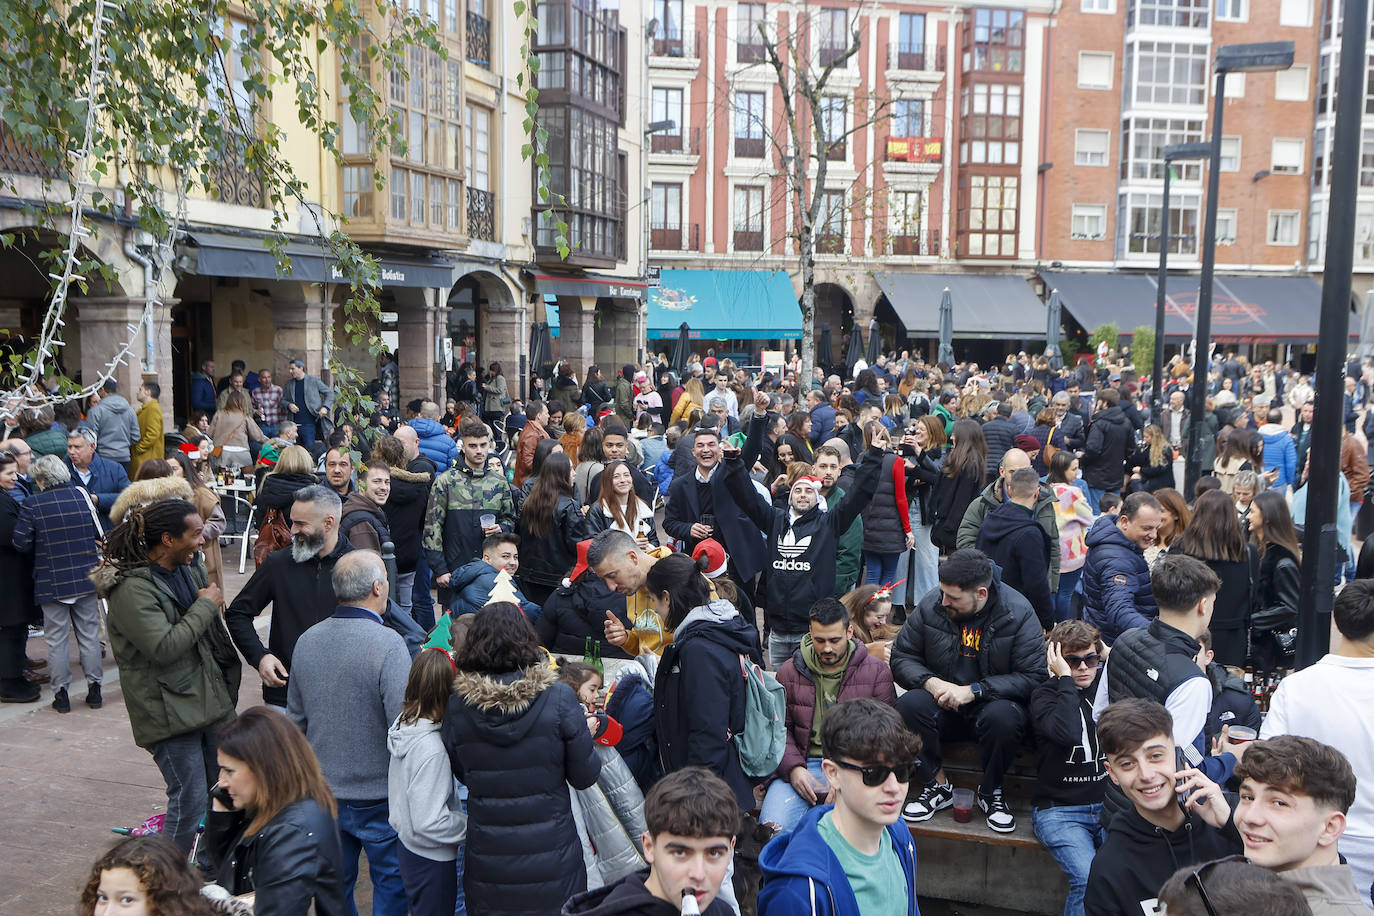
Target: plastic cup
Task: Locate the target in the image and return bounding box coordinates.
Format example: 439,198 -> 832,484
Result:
1227,726 -> 1258,744
479,513 -> 496,529
952,787 -> 975,823
812,774 -> 830,805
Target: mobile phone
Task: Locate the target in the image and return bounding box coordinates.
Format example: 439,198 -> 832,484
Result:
1175,747 -> 1204,811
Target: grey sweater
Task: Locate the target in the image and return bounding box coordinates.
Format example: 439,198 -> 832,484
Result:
288,607 -> 410,801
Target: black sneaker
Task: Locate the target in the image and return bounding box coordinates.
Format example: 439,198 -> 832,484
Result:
902,782 -> 954,822
51,687 -> 70,714
978,789 -> 1016,833
85,683 -> 102,709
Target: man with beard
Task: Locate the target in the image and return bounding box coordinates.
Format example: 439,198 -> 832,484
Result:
891,549 -> 1045,833
226,484 -> 420,706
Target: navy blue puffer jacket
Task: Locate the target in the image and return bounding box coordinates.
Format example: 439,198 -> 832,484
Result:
1079,516 -> 1157,644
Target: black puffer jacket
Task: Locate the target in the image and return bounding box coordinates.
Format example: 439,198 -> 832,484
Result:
861,452 -> 908,554
929,466 -> 984,553
1081,405 -> 1134,490
382,457 -> 435,572
981,417 -> 1020,478
254,471 -> 319,530
198,798 -> 346,916
442,665 -> 601,916
535,575 -> 633,658
655,600 -> 764,810
889,569 -> 1046,702
517,494 -> 592,589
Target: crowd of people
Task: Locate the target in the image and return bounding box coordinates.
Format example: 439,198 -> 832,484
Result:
7,342 -> 1374,916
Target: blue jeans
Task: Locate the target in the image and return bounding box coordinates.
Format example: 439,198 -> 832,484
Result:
759,758 -> 827,834
147,730 -> 217,853
1055,568 -> 1084,622
337,798 -> 407,916
412,553 -> 436,631
298,417 -> 317,448
1032,803 -> 1105,916
863,551 -> 901,588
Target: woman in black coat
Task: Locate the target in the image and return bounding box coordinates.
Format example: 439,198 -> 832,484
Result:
516,452 -> 591,606
929,419 -> 987,554
1170,489 -> 1256,668
443,603 -> 600,916
0,453 -> 39,702
648,552 -> 763,811
536,566 -> 633,658
1248,490 -> 1302,674
199,707 -> 346,916
253,445 -> 319,530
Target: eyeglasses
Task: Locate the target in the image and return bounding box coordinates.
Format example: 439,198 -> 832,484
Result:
831,759 -> 914,787
1063,652 -> 1101,669
1185,855 -> 1249,916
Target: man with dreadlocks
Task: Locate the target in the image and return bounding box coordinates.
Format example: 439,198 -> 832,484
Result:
92,497 -> 242,852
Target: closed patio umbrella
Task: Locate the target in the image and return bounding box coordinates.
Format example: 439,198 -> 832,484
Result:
1044,289 -> 1064,370
671,322 -> 691,374
937,288 -> 955,367
844,324 -> 866,379
865,318 -> 881,367
818,325 -> 835,374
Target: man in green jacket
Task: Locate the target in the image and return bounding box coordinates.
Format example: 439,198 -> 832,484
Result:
814,443 -> 863,597
956,448 -> 1061,591
93,497 -> 241,852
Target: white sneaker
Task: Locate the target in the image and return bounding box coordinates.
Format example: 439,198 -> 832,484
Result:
978,789 -> 1016,833
902,782 -> 953,822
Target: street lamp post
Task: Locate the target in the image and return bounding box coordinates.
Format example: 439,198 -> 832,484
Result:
1298,0 -> 1367,667
1154,142 -> 1211,426
1183,42 -> 1295,494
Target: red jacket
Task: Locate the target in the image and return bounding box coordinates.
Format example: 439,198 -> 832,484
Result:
774,639 -> 897,777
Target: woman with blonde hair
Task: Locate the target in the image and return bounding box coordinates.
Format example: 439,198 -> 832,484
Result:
199,706 -> 344,911
669,377 -> 705,425
1129,424 -> 1175,494
252,444 -> 317,530
205,390 -> 264,472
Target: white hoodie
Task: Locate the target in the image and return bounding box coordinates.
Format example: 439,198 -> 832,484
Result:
387,716 -> 467,860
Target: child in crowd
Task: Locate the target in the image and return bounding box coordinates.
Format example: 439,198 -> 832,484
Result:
558,661 -> 604,715
841,584 -> 901,663
1098,491 -> 1122,517
388,648 -> 467,916
81,835 -> 222,916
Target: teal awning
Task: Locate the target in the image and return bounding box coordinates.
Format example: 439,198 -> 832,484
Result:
545,294 -> 560,338
647,269 -> 800,340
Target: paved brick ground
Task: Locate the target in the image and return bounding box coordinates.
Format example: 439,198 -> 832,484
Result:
0,564 -> 376,913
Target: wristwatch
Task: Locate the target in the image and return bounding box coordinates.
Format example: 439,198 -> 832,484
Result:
970,682 -> 985,700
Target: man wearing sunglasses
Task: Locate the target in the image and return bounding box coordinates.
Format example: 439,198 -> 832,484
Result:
1085,699 -> 1241,916
1029,620 -> 1110,916
1092,554 -> 1247,790
758,699 -> 921,916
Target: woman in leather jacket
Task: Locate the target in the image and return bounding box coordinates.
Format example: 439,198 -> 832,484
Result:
516,451 -> 590,606
199,707 -> 345,916
1248,489 -> 1302,674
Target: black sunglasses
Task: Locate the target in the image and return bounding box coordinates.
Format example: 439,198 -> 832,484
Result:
1063,652 -> 1101,669
1186,855 -> 1249,916
832,759 -> 915,787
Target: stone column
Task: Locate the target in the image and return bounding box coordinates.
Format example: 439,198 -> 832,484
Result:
484,294 -> 523,385
555,295 -> 597,372
397,288 -> 443,406
72,295 -> 176,428
272,286 -> 331,378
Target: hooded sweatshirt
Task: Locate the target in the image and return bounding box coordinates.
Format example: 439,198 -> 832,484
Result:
561,867 -> 735,915
975,500 -> 1055,628
387,715 -> 467,860
757,803 -> 918,916
1083,804 -> 1242,916
86,392 -> 141,461
620,545 -> 676,656
800,635 -> 853,757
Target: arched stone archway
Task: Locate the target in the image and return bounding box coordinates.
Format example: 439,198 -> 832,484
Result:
450,269 -> 520,394
813,282 -> 855,363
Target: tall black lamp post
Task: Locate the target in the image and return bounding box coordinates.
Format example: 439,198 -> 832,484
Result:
1153,142 -> 1211,425
1183,42 -> 1295,493
1298,0 -> 1367,667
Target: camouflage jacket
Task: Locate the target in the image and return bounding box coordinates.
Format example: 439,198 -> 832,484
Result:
422,463 -> 517,579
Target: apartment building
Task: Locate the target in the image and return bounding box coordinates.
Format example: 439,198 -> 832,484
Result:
643,0 -> 1059,363
1037,0 -> 1330,355
0,0 -> 646,422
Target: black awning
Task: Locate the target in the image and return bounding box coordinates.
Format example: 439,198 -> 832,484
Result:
873,272 -> 1045,339
182,231 -> 456,289
1039,270 -> 1355,341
